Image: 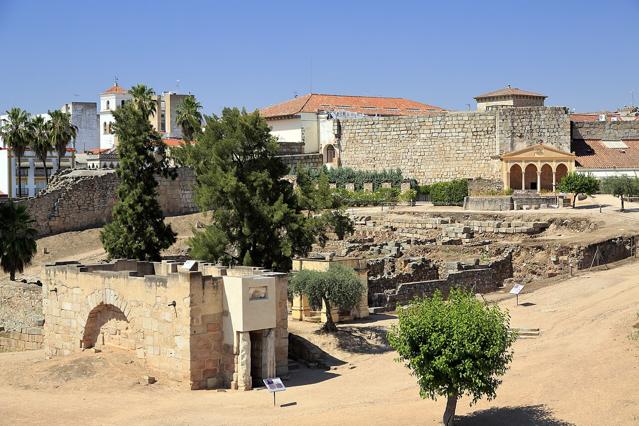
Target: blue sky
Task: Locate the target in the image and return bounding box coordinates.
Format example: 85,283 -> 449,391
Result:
1,0 -> 638,115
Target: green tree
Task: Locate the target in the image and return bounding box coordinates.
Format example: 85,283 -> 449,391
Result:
289,264 -> 365,332
0,108 -> 31,198
388,290 -> 516,425
175,95 -> 203,142
182,108 -> 313,271
557,172 -> 600,207
0,202 -> 38,281
601,175 -> 639,211
48,110 -> 77,170
99,93 -> 176,261
128,84 -> 157,117
29,115 -> 53,185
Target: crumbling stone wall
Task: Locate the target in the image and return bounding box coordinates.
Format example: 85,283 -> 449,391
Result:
572,121 -> 639,141
0,328 -> 43,352
337,107 -> 571,183
19,168 -> 197,236
0,280 -> 43,332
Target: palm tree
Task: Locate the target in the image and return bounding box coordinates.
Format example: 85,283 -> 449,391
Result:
129,84 -> 157,117
30,115 -> 53,185
0,108 -> 31,198
0,201 -> 37,281
48,110 -> 77,171
175,95 -> 203,141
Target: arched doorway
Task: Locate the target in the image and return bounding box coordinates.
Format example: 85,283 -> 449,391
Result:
509,164 -> 522,190
325,144 -> 336,164
524,164 -> 538,190
556,163 -> 568,186
82,303 -> 131,350
540,164 -> 553,191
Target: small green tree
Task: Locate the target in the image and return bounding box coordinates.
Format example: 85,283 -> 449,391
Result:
0,202 -> 38,280
289,264 -> 365,332
48,110 -> 77,169
0,108 -> 31,198
388,290 -> 516,425
557,172 -> 599,207
100,89 -> 176,261
601,175 -> 639,212
181,108 -> 313,271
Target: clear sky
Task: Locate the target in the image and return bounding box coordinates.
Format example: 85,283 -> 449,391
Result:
1,0 -> 638,115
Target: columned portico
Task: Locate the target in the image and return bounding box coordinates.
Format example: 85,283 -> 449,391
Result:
502,144 -> 576,192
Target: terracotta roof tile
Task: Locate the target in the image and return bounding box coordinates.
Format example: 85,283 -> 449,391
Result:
163,138 -> 186,147
574,139 -> 639,169
475,86 -> 546,99
259,93 -> 445,118
102,84 -> 128,95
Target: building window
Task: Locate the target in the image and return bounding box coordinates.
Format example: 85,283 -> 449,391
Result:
108,123 -> 112,134
121,100 -> 125,107
106,100 -> 110,110
103,122 -> 107,134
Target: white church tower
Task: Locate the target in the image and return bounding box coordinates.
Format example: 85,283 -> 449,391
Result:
99,82 -> 132,150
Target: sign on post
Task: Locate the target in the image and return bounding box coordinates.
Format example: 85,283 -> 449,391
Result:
263,377 -> 286,406
510,284 -> 524,305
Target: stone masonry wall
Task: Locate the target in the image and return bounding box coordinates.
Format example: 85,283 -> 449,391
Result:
0,328 -> 43,352
18,167 -> 197,237
338,107 -> 571,184
571,121 -> 639,141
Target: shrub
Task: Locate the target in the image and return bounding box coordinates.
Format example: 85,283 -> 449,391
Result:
429,179 -> 468,206
557,172 -> 599,208
303,166 -> 404,190
399,189 -> 417,203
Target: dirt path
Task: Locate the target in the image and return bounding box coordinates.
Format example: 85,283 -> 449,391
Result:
1,259 -> 638,425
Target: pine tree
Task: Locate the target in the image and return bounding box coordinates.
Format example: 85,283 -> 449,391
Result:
100,93 -> 176,261
183,108 -> 313,271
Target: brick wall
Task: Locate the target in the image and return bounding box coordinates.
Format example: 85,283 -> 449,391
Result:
337,107 -> 571,184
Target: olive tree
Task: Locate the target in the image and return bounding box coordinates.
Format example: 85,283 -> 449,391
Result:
557,172 -> 599,207
289,264 -> 364,332
388,290 -> 516,425
601,175 -> 639,212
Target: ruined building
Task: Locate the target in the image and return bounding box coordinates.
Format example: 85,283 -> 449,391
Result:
43,260 -> 288,390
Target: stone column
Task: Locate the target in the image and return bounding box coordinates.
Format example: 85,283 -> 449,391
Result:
536,172 -> 541,193
235,332 -> 251,391
265,328 -> 276,379
552,169 -> 556,192
291,294 -> 310,321
521,168 -> 525,190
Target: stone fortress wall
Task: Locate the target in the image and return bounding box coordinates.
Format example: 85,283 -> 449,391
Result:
337,107 -> 571,184
17,168 -> 197,237
571,120 -> 639,140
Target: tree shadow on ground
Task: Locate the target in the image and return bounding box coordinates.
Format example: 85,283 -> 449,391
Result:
285,363 -> 340,387
456,405 -> 574,426
574,204 -> 610,210
289,333 -> 346,368
317,325 -> 391,354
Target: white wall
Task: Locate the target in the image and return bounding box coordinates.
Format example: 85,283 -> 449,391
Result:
0,149 -> 9,195
577,169 -> 639,178
299,113 -> 319,153
268,117 -> 303,144
99,93 -> 132,150
63,102 -> 100,153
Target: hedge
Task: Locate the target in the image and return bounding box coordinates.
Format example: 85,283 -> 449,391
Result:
429,179 -> 468,206
304,166 -> 405,190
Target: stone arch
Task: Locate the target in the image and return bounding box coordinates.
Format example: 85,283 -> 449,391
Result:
509,164 -> 522,190
82,303 -> 131,349
540,164 -> 553,191
556,163 -> 568,186
323,143 -> 337,164
524,164 -> 538,190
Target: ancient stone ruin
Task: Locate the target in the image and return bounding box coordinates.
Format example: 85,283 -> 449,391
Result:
43,259 -> 288,390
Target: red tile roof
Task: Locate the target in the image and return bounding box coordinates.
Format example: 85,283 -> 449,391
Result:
475,86 -> 546,99
163,138 -> 186,147
259,93 -> 445,119
574,139 -> 639,169
86,148 -> 111,154
102,84 -> 128,95
570,112 -> 639,122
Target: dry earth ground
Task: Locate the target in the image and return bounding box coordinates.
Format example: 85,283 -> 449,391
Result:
1,259 -> 638,425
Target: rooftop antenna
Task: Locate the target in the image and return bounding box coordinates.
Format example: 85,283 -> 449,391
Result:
294,91 -> 298,98
466,103 -> 471,111
114,76 -> 119,86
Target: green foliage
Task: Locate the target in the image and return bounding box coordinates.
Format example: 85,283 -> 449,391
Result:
29,115 -> 53,184
48,109 -> 77,168
601,176 -> 639,211
429,179 -> 468,205
0,202 -> 37,281
557,172 -> 600,207
289,264 -> 365,332
323,210 -> 355,241
175,95 -> 203,142
0,108 -> 31,197
180,108 -> 313,272
388,290 -> 516,422
399,189 -> 417,203
100,93 -> 176,261
304,166 -> 404,190
128,84 -> 157,117
416,185 -> 431,196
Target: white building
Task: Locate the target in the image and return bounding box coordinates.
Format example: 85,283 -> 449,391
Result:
99,84 -> 133,150
259,93 -> 444,166
62,102 -> 100,153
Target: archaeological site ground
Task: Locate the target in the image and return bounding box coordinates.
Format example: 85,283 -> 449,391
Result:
1,193 -> 638,425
